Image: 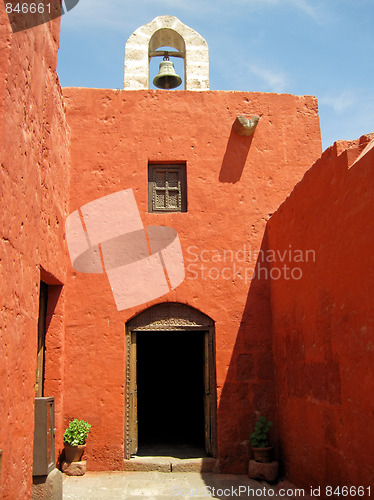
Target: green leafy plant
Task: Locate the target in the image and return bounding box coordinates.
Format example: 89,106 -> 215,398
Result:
63,418 -> 91,446
250,416 -> 273,448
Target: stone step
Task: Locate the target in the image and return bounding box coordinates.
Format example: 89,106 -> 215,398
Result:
123,456 -> 217,473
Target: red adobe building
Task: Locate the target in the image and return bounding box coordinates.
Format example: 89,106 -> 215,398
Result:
0,9 -> 373,499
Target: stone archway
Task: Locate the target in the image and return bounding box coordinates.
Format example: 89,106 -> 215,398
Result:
125,302 -> 217,459
124,15 -> 209,90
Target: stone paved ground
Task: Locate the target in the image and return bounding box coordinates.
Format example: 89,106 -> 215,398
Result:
63,471 -> 313,499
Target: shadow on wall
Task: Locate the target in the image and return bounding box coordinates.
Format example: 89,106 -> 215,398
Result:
219,127 -> 254,183
267,135 -> 374,489
216,230 -> 277,474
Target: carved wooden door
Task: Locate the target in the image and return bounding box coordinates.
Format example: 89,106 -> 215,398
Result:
125,303 -> 217,459
204,328 -> 215,455
125,329 -> 138,458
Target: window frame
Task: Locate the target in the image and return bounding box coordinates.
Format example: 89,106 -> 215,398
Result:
148,163 -> 187,213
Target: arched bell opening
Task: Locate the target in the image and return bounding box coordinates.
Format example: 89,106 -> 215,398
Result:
124,302 -> 217,459
148,29 -> 186,90
149,46 -> 185,90
124,16 -> 209,91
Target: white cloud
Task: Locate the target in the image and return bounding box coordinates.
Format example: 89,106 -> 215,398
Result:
60,0 -> 327,31
61,0 -> 220,29
248,64 -> 289,93
61,0 -> 153,30
236,0 -> 325,21
289,0 -> 320,21
319,91 -> 356,113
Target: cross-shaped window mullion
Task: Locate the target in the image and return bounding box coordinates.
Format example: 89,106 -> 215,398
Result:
148,164 -> 186,213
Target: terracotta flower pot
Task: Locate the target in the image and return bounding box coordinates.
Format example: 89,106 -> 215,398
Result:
251,446 -> 273,463
64,443 -> 86,462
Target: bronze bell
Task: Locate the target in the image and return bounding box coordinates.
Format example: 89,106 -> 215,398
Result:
153,56 -> 182,90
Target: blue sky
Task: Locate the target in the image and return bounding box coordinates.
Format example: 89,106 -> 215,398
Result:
57,0 -> 374,150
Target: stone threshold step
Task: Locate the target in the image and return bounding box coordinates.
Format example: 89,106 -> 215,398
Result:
124,456 -> 216,473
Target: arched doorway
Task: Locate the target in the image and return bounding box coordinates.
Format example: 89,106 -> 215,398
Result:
125,303 -> 217,459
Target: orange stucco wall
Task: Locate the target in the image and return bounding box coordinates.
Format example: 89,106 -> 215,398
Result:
267,135 -> 374,488
62,88 -> 322,472
2,5 -> 374,494
0,4 -> 69,498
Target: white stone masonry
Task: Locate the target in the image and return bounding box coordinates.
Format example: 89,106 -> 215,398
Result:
124,15 -> 209,90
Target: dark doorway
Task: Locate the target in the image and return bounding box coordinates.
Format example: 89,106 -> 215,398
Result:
136,330 -> 206,457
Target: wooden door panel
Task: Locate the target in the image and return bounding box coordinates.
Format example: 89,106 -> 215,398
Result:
125,329 -> 138,458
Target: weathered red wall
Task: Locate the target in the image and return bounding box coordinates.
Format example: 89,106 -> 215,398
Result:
0,4 -> 69,498
268,135 -> 374,488
62,88 -> 321,472
2,2 -> 373,490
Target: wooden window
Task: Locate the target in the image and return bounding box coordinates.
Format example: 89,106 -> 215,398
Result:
148,164 -> 187,212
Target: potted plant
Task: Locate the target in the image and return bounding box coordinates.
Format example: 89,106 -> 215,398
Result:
250,416 -> 273,463
63,418 -> 91,463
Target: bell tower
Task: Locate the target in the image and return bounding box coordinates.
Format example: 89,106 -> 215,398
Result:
124,15 -> 209,90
